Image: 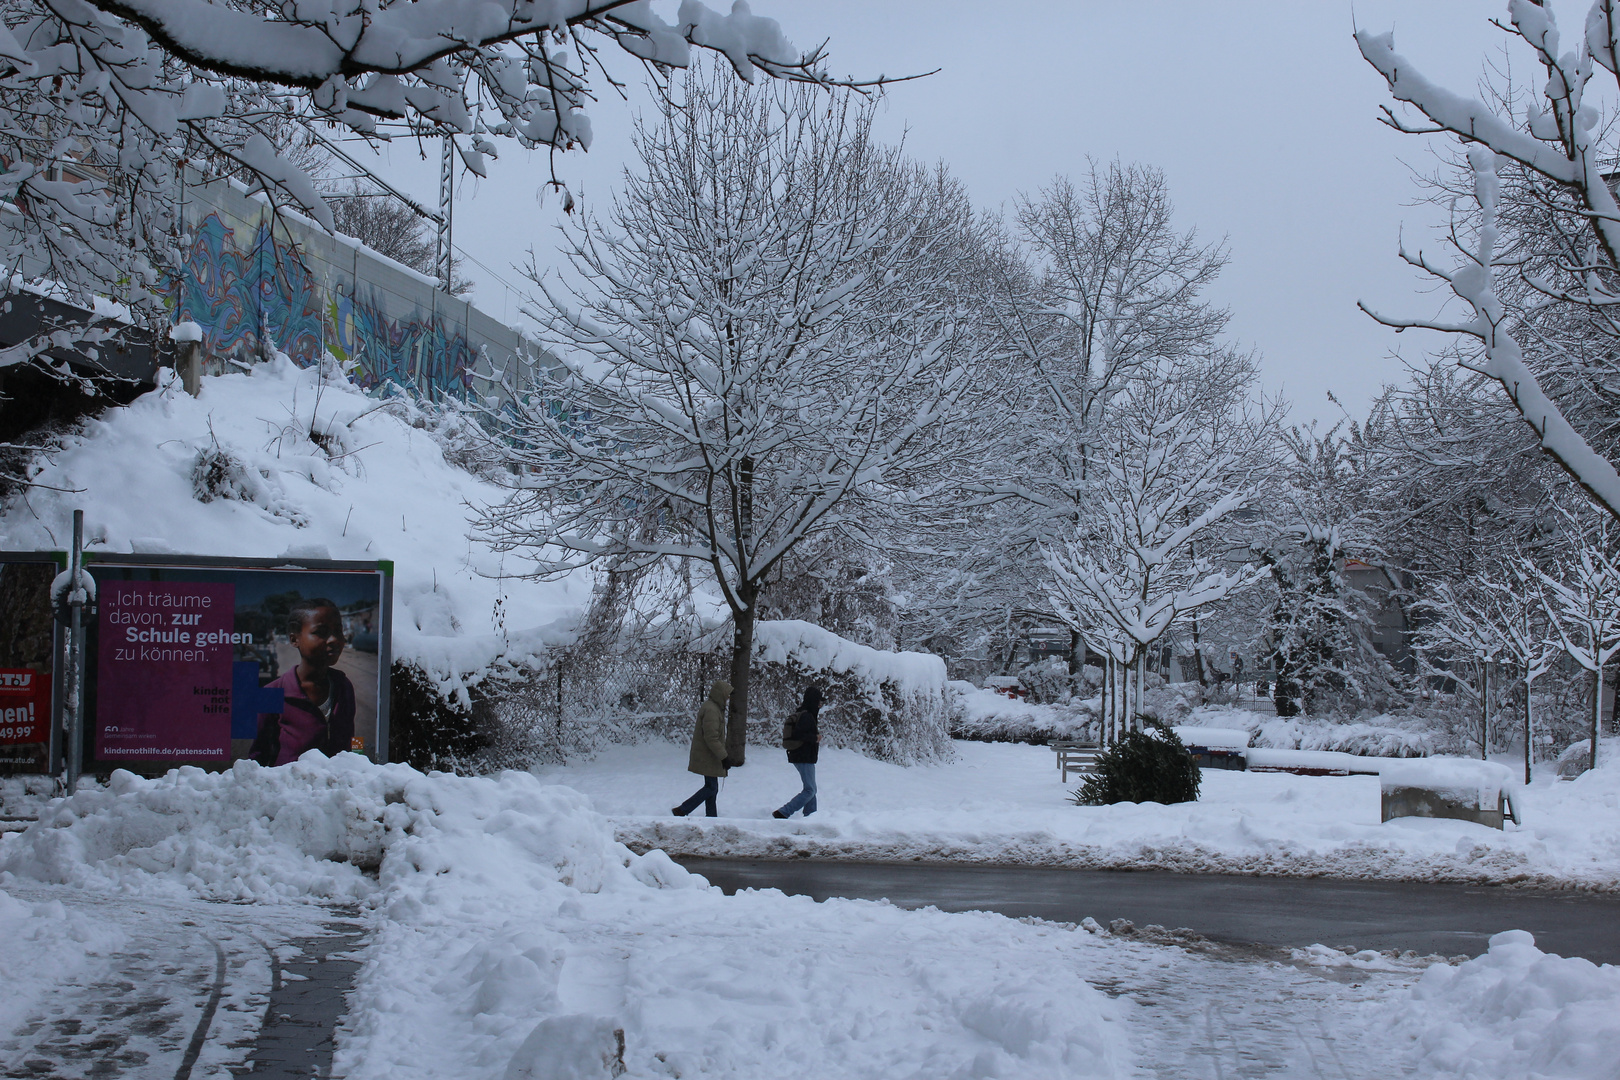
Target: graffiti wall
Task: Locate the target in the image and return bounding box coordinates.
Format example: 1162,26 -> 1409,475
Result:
170,174 -> 545,402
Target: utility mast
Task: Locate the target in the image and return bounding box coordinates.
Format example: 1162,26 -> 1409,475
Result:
435,137 -> 454,293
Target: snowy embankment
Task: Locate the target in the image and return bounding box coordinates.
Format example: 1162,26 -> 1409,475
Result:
553,740 -> 1620,890
0,361 -> 591,692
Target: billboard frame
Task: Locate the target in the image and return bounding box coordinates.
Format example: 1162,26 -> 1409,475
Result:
0,550 -> 394,773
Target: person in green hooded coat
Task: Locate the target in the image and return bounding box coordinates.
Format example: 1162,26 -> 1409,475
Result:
673,679 -> 734,817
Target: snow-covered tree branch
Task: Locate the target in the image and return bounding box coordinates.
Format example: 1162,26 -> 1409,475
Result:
0,0 -> 864,360
1357,4 -> 1620,519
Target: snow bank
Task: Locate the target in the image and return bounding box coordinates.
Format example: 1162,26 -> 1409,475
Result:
947,680 -> 1097,744
1389,930 -> 1620,1078
751,620 -> 950,761
0,360 -> 592,692
0,753 -> 403,901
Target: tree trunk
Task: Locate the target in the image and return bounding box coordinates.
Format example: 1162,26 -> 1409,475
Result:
727,582 -> 758,766
1191,613 -> 1207,687
1068,628 -> 1082,678
1591,665 -> 1604,776
1480,661 -> 1490,762
1523,670 -> 1533,786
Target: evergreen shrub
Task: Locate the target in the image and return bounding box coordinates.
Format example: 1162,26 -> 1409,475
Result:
1073,723 -> 1201,805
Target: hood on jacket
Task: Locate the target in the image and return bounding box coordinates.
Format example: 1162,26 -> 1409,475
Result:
708,680 -> 733,705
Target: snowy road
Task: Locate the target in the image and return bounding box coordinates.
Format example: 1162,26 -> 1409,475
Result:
680,856 -> 1620,962
0,885 -> 347,1079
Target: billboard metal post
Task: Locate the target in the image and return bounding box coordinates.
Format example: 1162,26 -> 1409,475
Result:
374,561 -> 394,764
65,510 -> 86,793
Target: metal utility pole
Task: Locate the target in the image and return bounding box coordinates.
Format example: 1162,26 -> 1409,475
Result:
435,137 -> 454,294
64,509 -> 87,794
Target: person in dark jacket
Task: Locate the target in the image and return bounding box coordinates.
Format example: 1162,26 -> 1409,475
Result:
673,679 -> 734,817
772,685 -> 822,818
250,598 -> 355,766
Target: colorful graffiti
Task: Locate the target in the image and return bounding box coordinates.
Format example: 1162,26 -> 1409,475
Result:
167,185 -> 517,401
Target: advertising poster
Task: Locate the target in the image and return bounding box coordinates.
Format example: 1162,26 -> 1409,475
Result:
0,558 -> 55,774
88,560 -> 390,769
96,580 -> 237,762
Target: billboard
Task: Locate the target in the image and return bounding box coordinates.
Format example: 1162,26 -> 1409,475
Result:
0,556 -> 57,775
85,558 -> 393,770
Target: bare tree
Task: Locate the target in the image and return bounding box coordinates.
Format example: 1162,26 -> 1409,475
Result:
958,162 -> 1234,675
326,185 -> 472,294
1044,359 -> 1270,740
476,68 -> 973,764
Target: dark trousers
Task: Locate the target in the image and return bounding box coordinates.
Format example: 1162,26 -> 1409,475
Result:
675,775 -> 720,817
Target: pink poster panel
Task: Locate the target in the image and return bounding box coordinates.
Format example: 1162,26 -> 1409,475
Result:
96,580 -> 238,761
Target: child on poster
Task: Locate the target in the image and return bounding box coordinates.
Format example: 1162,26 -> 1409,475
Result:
251,598 -> 355,766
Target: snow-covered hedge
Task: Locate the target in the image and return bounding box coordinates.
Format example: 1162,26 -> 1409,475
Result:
947,681 -> 1097,744
1177,706 -> 1440,758
749,620 -> 950,763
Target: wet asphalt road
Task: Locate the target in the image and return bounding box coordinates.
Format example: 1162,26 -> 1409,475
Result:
677,857 -> 1620,963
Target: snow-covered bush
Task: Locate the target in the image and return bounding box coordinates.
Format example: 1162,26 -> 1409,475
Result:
748,621 -> 950,763
1137,677 -> 1201,725
947,681 -> 1097,745
1248,713 -> 1439,758
190,442 -> 310,526
1017,657 -> 1076,704
1072,725 -> 1200,806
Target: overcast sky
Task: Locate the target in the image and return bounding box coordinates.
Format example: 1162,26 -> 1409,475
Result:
360,1 -> 1598,428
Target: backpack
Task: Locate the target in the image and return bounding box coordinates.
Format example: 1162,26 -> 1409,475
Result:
782,709 -> 804,751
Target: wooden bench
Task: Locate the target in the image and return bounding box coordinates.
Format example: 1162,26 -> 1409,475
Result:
1051,741 -> 1103,783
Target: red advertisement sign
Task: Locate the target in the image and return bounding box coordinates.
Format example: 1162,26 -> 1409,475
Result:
96,580 -> 237,761
0,668 -> 48,747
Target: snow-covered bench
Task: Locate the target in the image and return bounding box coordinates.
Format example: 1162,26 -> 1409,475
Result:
1051,742 -> 1102,782
1172,726 -> 1251,770
1377,759 -> 1520,830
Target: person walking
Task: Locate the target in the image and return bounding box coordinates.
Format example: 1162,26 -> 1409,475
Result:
772,685 -> 822,819
673,679 -> 733,817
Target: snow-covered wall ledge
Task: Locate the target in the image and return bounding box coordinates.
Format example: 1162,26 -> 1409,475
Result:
749,620 -> 950,764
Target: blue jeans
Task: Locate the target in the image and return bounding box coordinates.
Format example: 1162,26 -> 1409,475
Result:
675,775 -> 719,817
777,762 -> 817,817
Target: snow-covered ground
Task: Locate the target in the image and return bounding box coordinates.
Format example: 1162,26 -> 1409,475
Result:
541,739 -> 1620,889
0,361 -> 592,686
1,755 -> 1617,1078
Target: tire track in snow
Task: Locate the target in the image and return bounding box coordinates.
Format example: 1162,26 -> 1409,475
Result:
0,888 -> 336,1079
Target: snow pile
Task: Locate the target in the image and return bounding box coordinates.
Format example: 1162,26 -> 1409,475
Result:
751,620 -> 950,761
947,680 -> 1096,744
0,360 -> 592,690
1389,930 -> 1620,1078
0,754 -> 403,901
